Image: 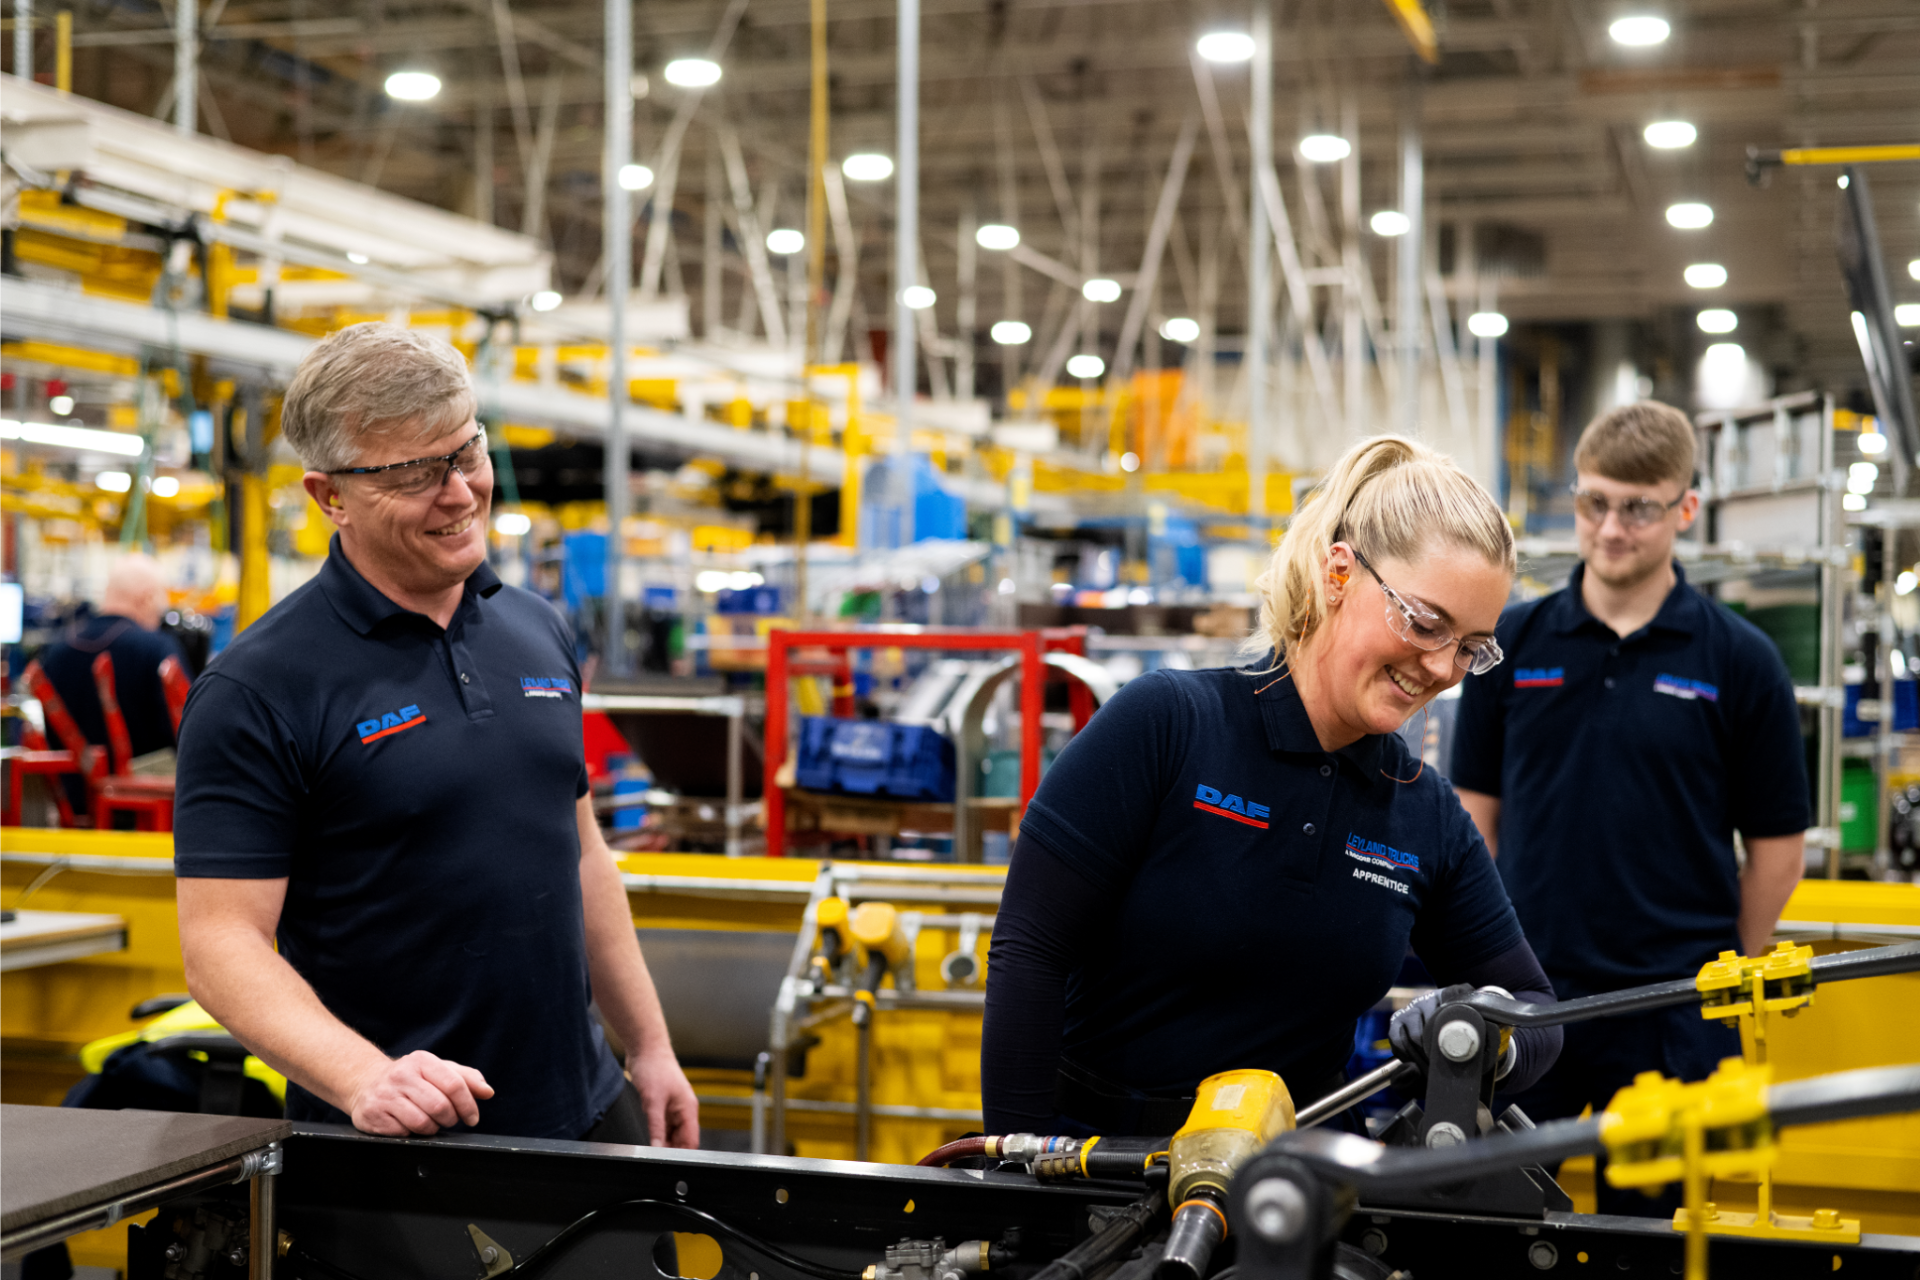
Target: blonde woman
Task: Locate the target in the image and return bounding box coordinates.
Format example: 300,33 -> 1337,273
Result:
982,435 -> 1562,1136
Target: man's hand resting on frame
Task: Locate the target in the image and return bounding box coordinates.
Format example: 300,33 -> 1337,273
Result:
348,1050 -> 495,1136
631,1044 -> 701,1148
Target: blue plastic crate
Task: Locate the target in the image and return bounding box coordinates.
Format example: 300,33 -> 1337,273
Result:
795,716 -> 956,801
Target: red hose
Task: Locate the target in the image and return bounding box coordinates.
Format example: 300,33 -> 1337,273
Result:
917,1136 -> 992,1167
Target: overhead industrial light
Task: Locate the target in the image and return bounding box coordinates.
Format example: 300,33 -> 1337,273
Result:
618,164 -> 655,190
976,223 -> 1021,251
1299,134 -> 1351,163
1369,210 -> 1410,236
1895,303 -> 1920,327
48,394 -> 74,416
1608,15 -> 1670,46
1120,452 -> 1141,472
766,228 -> 805,255
842,153 -> 894,181
529,290 -> 563,312
346,252 -> 370,264
383,70 -> 442,101
1082,278 -> 1122,303
1467,311 -> 1509,338
1837,174 -> 1849,190
1859,428 -> 1888,456
991,320 -> 1032,345
1643,120 -> 1696,149
494,511 -> 533,536
0,418 -> 145,456
1844,492 -> 1868,511
1910,259 -> 1920,282
150,475 -> 180,498
1696,308 -> 1737,334
664,58 -> 722,88
1899,571 -> 1919,596
1066,354 -> 1106,379
1196,31 -> 1256,62
1684,263 -> 1727,288
96,471 -> 132,492
1159,317 -> 1201,343
1666,202 -> 1713,229
902,285 -> 937,310
1849,461 -> 1879,495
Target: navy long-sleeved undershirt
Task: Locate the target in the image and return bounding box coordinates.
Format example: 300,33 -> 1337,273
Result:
982,833 -> 1565,1134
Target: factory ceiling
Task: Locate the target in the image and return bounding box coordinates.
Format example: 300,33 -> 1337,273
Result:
22,0 -> 1920,406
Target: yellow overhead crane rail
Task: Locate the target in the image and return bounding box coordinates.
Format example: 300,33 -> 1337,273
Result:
1747,143 -> 1920,182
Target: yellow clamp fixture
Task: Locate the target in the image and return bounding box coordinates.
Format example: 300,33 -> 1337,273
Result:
1599,1058 -> 1773,1192
849,901 -> 912,973
1697,942 -> 1815,1020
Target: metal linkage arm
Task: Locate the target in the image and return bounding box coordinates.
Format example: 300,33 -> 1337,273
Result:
1459,941 -> 1920,1029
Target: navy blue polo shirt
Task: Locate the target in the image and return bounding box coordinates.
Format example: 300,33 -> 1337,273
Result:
173,537 -> 625,1140
1018,664 -> 1524,1096
1449,563 -> 1809,994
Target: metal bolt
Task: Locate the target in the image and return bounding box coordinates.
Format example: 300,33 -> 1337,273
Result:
481,1246 -> 499,1265
226,1246 -> 248,1267
1528,1240 -> 1558,1270
1359,1228 -> 1388,1256
164,1243 -> 186,1262
1426,1121 -> 1468,1148
1436,1019 -> 1482,1063
1243,1177 -> 1308,1244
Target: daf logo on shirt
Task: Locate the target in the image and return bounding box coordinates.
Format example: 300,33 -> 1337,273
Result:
356,704 -> 425,744
1193,783 -> 1271,829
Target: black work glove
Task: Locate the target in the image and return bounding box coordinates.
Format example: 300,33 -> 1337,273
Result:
1387,983 -> 1475,1073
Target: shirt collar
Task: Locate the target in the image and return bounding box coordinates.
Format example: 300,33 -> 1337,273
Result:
1548,561 -> 1699,639
1251,658 -> 1388,775
318,534 -> 504,637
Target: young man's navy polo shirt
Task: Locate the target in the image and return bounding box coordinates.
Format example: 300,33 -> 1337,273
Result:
1015,663 -> 1524,1097
173,537 -> 625,1140
1448,562 -> 1809,994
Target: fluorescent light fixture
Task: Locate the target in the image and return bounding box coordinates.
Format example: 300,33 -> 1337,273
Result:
1159,317 -> 1201,343
1369,210 -> 1411,236
346,251 -> 370,264
842,153 -> 893,181
664,58 -> 722,88
384,70 -> 441,101
618,163 -> 654,190
766,228 -> 805,255
47,394 -> 74,415
1467,311 -> 1509,338
1196,31 -> 1256,62
530,290 -> 563,312
1120,451 -> 1141,473
1697,308 -> 1737,334
96,470 -> 132,492
1643,120 -> 1696,149
991,320 -> 1032,345
1066,354 -> 1106,379
1684,263 -> 1727,289
1609,15 -> 1670,45
1859,430 -> 1888,456
150,475 -> 180,497
1895,303 -> 1920,327
494,511 -> 533,536
0,418 -> 145,456
1082,278 -> 1122,303
902,285 -> 937,310
1299,134 -> 1351,163
1666,202 -> 1713,229
975,223 -> 1020,251
1849,462 -> 1879,494
1844,491 -> 1868,511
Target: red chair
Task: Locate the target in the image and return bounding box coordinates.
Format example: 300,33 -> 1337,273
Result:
2,714 -> 85,828
158,655 -> 191,736
91,652 -> 176,832
17,659 -> 105,827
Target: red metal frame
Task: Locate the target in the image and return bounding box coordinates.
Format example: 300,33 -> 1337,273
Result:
765,627 -> 1088,857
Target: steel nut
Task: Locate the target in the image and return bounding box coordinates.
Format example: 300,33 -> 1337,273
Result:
1425,1121 -> 1468,1149
1244,1177 -> 1308,1244
1527,1240 -> 1559,1270
1436,1019 -> 1482,1063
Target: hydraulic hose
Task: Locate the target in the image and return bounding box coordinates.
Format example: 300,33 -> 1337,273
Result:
918,1137 -> 991,1167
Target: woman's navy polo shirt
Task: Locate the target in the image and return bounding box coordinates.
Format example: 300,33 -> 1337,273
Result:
1016,663 -> 1523,1096
1448,562 -> 1810,994
173,539 -> 625,1140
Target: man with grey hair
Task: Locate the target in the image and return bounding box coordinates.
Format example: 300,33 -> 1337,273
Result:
173,322 -> 699,1146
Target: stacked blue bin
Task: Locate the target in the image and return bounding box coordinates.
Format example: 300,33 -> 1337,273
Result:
795,717 -> 957,802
